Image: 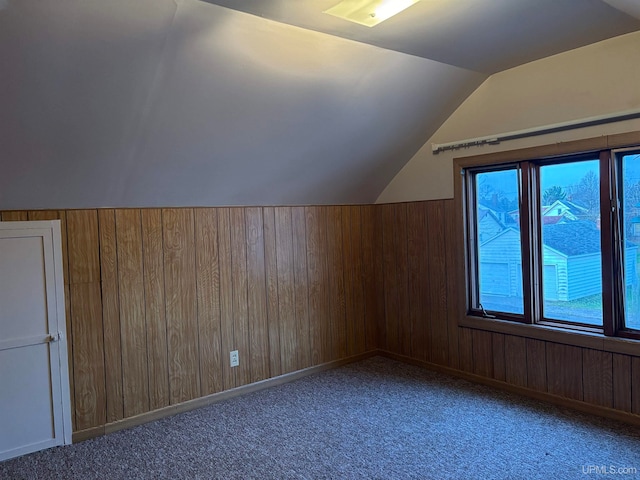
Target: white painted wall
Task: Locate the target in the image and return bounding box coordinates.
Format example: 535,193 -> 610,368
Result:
0,0 -> 484,209
377,31 -> 640,203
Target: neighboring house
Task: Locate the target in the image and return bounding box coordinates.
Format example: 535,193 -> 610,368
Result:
478,228 -> 523,299
509,199 -> 590,224
477,198 -> 517,227
477,208 -> 505,242
479,221 -> 637,302
541,199 -> 589,221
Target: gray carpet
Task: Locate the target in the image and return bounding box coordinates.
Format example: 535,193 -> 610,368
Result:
2,356 -> 640,480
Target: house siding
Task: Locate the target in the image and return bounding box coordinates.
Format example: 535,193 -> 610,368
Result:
625,246 -> 639,287
567,254 -> 602,300
479,230 -> 521,297
478,214 -> 503,243
566,247 -> 637,301
542,248 -> 568,301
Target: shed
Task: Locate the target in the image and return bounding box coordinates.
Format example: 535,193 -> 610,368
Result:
479,221 -> 638,303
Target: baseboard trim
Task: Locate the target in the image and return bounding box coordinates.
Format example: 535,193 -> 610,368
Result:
72,426 -> 105,443
72,351 -> 376,443
377,350 -> 640,428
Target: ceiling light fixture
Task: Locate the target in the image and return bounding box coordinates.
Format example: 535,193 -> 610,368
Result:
324,0 -> 422,27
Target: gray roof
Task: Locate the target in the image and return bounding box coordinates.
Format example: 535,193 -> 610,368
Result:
543,221 -> 600,256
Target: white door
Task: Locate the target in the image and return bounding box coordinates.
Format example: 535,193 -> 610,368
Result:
0,221 -> 72,461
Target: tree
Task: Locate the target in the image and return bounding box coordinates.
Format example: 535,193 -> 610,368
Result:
624,179 -> 640,210
542,185 -> 566,205
477,176 -> 496,203
623,179 -> 640,239
574,170 -> 599,221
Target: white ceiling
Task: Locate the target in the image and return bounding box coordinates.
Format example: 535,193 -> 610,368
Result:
202,0 -> 640,73
1,0 -> 639,209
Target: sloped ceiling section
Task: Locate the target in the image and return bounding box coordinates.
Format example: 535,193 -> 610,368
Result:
203,0 -> 640,74
376,31 -> 640,203
0,0 -> 485,209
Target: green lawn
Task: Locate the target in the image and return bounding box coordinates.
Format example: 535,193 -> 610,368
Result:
546,292 -> 602,311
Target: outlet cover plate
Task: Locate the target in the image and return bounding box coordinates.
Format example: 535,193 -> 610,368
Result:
230,350 -> 239,367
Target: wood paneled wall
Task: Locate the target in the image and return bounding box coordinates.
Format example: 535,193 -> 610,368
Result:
3,198 -> 639,432
455,327 -> 640,413
378,199 -> 640,418
0,206 -> 380,434
378,201 -> 458,366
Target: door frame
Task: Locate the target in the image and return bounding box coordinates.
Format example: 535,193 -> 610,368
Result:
0,220 -> 72,460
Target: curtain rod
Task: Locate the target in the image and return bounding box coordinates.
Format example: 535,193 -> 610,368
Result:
431,108 -> 640,154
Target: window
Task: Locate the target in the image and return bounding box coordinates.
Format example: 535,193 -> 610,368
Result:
620,149 -> 640,332
473,168 -> 523,315
463,145 -> 640,340
539,159 -> 602,327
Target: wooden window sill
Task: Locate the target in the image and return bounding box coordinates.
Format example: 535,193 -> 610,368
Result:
460,314 -> 640,357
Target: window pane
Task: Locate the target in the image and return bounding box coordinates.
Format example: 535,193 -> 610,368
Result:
475,169 -> 523,314
540,160 -> 602,326
622,152 -> 640,331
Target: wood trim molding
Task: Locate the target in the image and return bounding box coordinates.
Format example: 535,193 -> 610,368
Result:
453,130 -> 640,170
459,314 -> 640,357
608,131 -> 640,149
72,351 -> 377,443
72,426 -> 105,443
63,345 -> 640,444
378,350 -> 640,428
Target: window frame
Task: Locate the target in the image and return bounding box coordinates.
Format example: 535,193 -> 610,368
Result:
465,163 -> 529,324
455,132 -> 640,345
535,153 -> 606,331
613,146 -> 640,340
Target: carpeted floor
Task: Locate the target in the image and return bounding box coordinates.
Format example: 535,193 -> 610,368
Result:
2,356 -> 640,480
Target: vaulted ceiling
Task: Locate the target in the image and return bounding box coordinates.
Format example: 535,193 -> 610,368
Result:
202,0 -> 640,74
1,0 -> 639,209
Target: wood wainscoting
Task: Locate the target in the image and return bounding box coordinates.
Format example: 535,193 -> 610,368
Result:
0,206 -> 383,436
2,198 -> 639,436
377,199 -> 640,422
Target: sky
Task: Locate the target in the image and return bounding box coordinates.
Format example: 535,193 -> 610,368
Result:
476,154 -> 640,202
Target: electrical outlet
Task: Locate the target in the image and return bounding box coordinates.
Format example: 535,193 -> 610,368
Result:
230,350 -> 239,368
